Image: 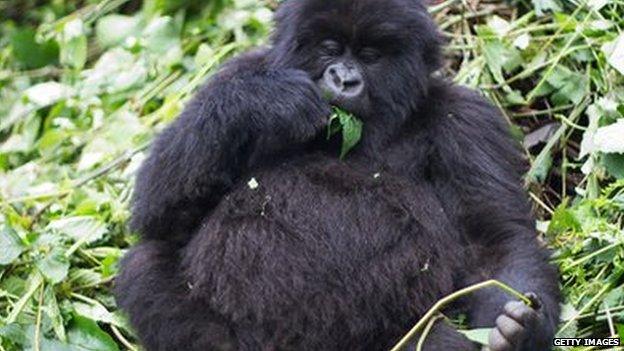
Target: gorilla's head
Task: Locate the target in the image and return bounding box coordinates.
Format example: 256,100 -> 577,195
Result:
269,0 -> 442,122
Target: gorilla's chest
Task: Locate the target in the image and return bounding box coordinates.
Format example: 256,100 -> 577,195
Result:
211,154 -> 459,265
182,154 -> 464,330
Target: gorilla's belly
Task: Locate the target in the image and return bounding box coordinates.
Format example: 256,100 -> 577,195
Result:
181,154 -> 463,338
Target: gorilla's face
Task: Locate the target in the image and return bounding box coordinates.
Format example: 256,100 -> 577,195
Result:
270,0 -> 442,122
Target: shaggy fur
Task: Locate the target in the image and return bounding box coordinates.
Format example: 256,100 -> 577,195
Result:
116,0 -> 560,350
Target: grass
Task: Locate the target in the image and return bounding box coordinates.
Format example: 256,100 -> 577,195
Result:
0,0 -> 623,350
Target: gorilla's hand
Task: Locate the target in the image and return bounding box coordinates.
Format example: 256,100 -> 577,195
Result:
246,68 -> 331,147
488,293 -> 551,351
131,52 -> 331,245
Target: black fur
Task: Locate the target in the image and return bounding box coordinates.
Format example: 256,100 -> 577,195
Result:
116,0 -> 560,350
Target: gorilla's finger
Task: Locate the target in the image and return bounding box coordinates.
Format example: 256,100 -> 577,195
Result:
504,301 -> 538,327
525,292 -> 543,310
489,327 -> 513,351
495,314 -> 524,343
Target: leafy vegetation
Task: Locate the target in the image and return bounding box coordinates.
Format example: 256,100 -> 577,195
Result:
0,0 -> 623,350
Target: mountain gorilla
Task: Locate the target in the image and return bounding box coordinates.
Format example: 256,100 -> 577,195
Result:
115,0 -> 560,350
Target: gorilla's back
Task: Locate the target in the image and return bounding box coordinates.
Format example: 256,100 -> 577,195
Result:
179,153 -> 465,349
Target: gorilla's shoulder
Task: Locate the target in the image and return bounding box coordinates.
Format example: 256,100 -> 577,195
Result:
427,80 -> 510,134
210,48 -> 272,81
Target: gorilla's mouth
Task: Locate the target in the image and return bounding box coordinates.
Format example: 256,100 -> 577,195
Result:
317,79 -> 371,119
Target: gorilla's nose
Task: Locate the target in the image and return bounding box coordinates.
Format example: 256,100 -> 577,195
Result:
323,62 -> 364,99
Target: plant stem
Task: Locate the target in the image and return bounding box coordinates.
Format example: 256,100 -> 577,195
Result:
390,280 -> 530,351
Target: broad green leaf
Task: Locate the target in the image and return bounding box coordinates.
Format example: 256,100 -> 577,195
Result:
603,33 -> 624,76
60,19 -> 88,69
81,48 -> 147,96
74,301 -> 126,328
78,110 -> 145,170
513,34 -> 531,50
545,66 -> 587,105
10,29 -> 59,69
0,324 -> 28,346
593,120 -> 624,154
532,0 -> 561,16
44,285 -> 67,342
47,216 -> 107,244
24,82 -> 72,107
458,328 -> 492,345
487,16 -> 510,37
195,43 -> 215,66
143,16 -> 182,54
328,108 -> 363,159
481,39 -> 521,84
603,153 -> 624,179
548,203 -> 582,235
69,269 -> 103,287
579,104 -> 602,159
96,14 -> 142,48
0,225 -> 25,265
36,249 -> 70,284
338,112 -> 363,159
618,324 -> 624,341
528,151 -> 552,184
67,315 -> 119,351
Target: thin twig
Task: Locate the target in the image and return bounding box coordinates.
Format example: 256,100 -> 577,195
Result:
390,280 -> 530,351
111,325 -> 138,351
416,314 -> 444,351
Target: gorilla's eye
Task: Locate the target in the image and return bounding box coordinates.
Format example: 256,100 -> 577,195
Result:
320,39 -> 344,56
359,47 -> 381,64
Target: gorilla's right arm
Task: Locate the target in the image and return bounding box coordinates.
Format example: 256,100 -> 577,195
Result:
131,51 -> 331,245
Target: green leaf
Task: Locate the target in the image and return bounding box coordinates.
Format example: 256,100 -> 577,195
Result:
532,0 -> 561,16
74,301 -> 126,328
548,202 -> 582,235
0,225 -> 25,265
36,249 -> 70,284
81,49 -> 148,96
44,285 -> 67,342
603,33 -> 624,76
60,19 -> 88,69
528,152 -> 552,184
143,16 -> 182,54
328,108 -> 363,159
67,315 -> 119,351
10,29 -> 59,69
545,66 -> 587,105
96,14 -> 142,48
593,120 -> 624,154
458,328 -> 492,345
0,323 -> 28,346
47,216 -> 107,244
603,153 -> 624,179
618,324 -> 624,341
78,110 -> 145,170
24,82 -> 72,108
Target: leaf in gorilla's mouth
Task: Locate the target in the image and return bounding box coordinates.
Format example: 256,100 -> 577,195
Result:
327,107 -> 363,159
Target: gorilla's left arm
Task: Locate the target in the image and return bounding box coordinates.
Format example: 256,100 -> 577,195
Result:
428,85 -> 560,351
